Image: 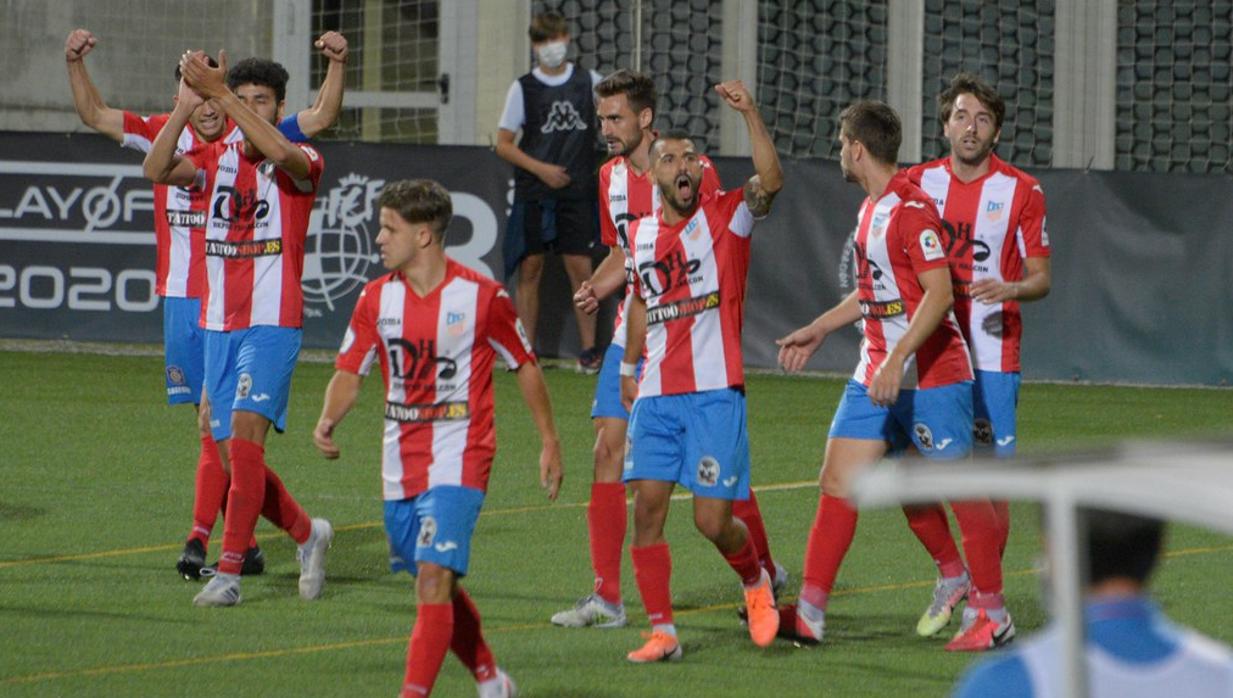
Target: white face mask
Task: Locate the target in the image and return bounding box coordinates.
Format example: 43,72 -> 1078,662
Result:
536,41 -> 568,69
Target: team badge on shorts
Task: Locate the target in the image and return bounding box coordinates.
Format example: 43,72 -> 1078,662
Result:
236,372 -> 253,399
166,365 -> 186,386
417,516 -> 437,547
973,418 -> 994,445
697,456 -> 720,487
914,423 -> 935,450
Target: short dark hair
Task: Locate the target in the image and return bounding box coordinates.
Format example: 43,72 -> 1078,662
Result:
225,57 -> 290,103
937,72 -> 1005,131
838,100 -> 902,165
173,54 -> 218,84
529,12 -> 569,43
596,69 -> 658,118
378,179 -> 453,238
1082,508 -> 1165,587
650,129 -> 696,158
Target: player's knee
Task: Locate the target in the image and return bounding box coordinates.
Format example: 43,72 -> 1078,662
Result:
692,509 -> 729,543
819,464 -> 850,497
519,255 -> 544,283
230,410 -> 270,444
415,562 -> 455,603
592,426 -> 625,481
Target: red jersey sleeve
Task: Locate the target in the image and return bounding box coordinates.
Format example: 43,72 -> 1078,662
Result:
485,288 -> 536,370
335,286 -> 382,375
598,164 -> 618,247
297,143 -> 326,190
715,187 -> 755,238
699,155 -> 723,197
120,112 -> 169,153
1017,180 -> 1051,258
898,202 -> 950,275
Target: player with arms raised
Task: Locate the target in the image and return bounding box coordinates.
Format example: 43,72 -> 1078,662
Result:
618,79 -> 784,663
144,50 -> 333,607
313,180 -> 562,697
554,69 -> 786,629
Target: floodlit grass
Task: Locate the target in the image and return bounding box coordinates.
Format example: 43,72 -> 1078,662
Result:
1,350 -> 1231,697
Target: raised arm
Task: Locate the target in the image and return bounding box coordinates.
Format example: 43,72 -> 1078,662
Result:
181,51 -> 311,180
294,32 -> 348,138
313,370 -> 364,459
715,79 -> 783,217
514,362 -> 564,500
64,29 -> 124,142
142,79 -> 201,186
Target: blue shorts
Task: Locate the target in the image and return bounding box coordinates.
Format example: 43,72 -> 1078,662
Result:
591,343 -> 643,420
828,379 -> 974,461
385,486 -> 485,577
624,388 -> 751,500
203,326 -> 301,441
163,297 -> 204,406
973,370 -> 1020,457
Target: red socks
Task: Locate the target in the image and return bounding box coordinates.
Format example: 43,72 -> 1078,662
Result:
733,490 -> 778,579
993,499 -> 1011,557
218,438 -> 266,575
721,531 -> 764,586
450,590 -> 496,683
903,504 -> 967,578
801,494 -> 858,602
587,482 -> 627,605
950,500 -> 1004,596
261,465 -> 311,544
402,603 -> 453,697
631,543 -> 673,627
190,432 -> 228,546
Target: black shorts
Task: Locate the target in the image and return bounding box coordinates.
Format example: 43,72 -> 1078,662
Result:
511,198 -> 599,256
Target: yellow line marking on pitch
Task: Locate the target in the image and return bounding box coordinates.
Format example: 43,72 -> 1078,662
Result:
0,481 -> 818,570
4,543 -> 1230,686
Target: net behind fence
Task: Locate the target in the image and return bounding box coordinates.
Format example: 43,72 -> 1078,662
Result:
1115,0 -> 1233,174
919,0 -> 1055,167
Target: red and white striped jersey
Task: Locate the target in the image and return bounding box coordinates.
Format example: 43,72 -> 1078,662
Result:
851,171 -> 973,389
628,188 -> 754,398
121,112 -> 242,298
906,154 -> 1050,372
187,140 -> 323,331
335,259 -> 537,500
598,154 -> 721,348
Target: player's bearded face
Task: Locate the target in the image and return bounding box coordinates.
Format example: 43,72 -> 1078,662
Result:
653,140 -> 703,214
945,93 -> 999,167
598,94 -> 644,156
839,133 -> 858,183
234,84 -> 283,126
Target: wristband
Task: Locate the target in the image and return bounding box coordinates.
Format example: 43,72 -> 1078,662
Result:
619,361 -> 637,377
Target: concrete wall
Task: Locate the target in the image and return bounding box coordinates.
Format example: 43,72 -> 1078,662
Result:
0,0 -> 272,133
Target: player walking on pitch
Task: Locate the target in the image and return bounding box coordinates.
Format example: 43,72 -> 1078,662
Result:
314,180 -> 562,697
901,72 -> 1051,640
776,100 -> 1012,651
555,69 -> 787,629
619,79 -> 784,662
145,50 -> 334,607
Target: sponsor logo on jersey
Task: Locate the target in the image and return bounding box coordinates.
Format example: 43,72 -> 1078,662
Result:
697,456 -> 720,487
446,311 -> 467,337
540,101 -> 589,133
985,200 -> 1005,222
982,311 -> 1004,338
646,290 -> 721,325
205,238 -> 283,258
166,210 -> 206,228
919,229 -> 944,261
608,194 -> 627,203
859,298 -> 904,319
384,400 -> 471,423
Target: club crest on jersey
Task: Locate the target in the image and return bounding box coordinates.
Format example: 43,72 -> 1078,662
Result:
982,311 -> 1005,338
870,212 -> 889,237
697,456 -> 720,487
417,516 -> 437,547
540,101 -> 588,133
973,418 -> 994,446
236,373 -> 253,399
914,423 -> 934,450
985,200 -> 1005,222
919,229 -> 944,261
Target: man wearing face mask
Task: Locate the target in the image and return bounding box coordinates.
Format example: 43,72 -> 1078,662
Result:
495,12 -> 604,373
